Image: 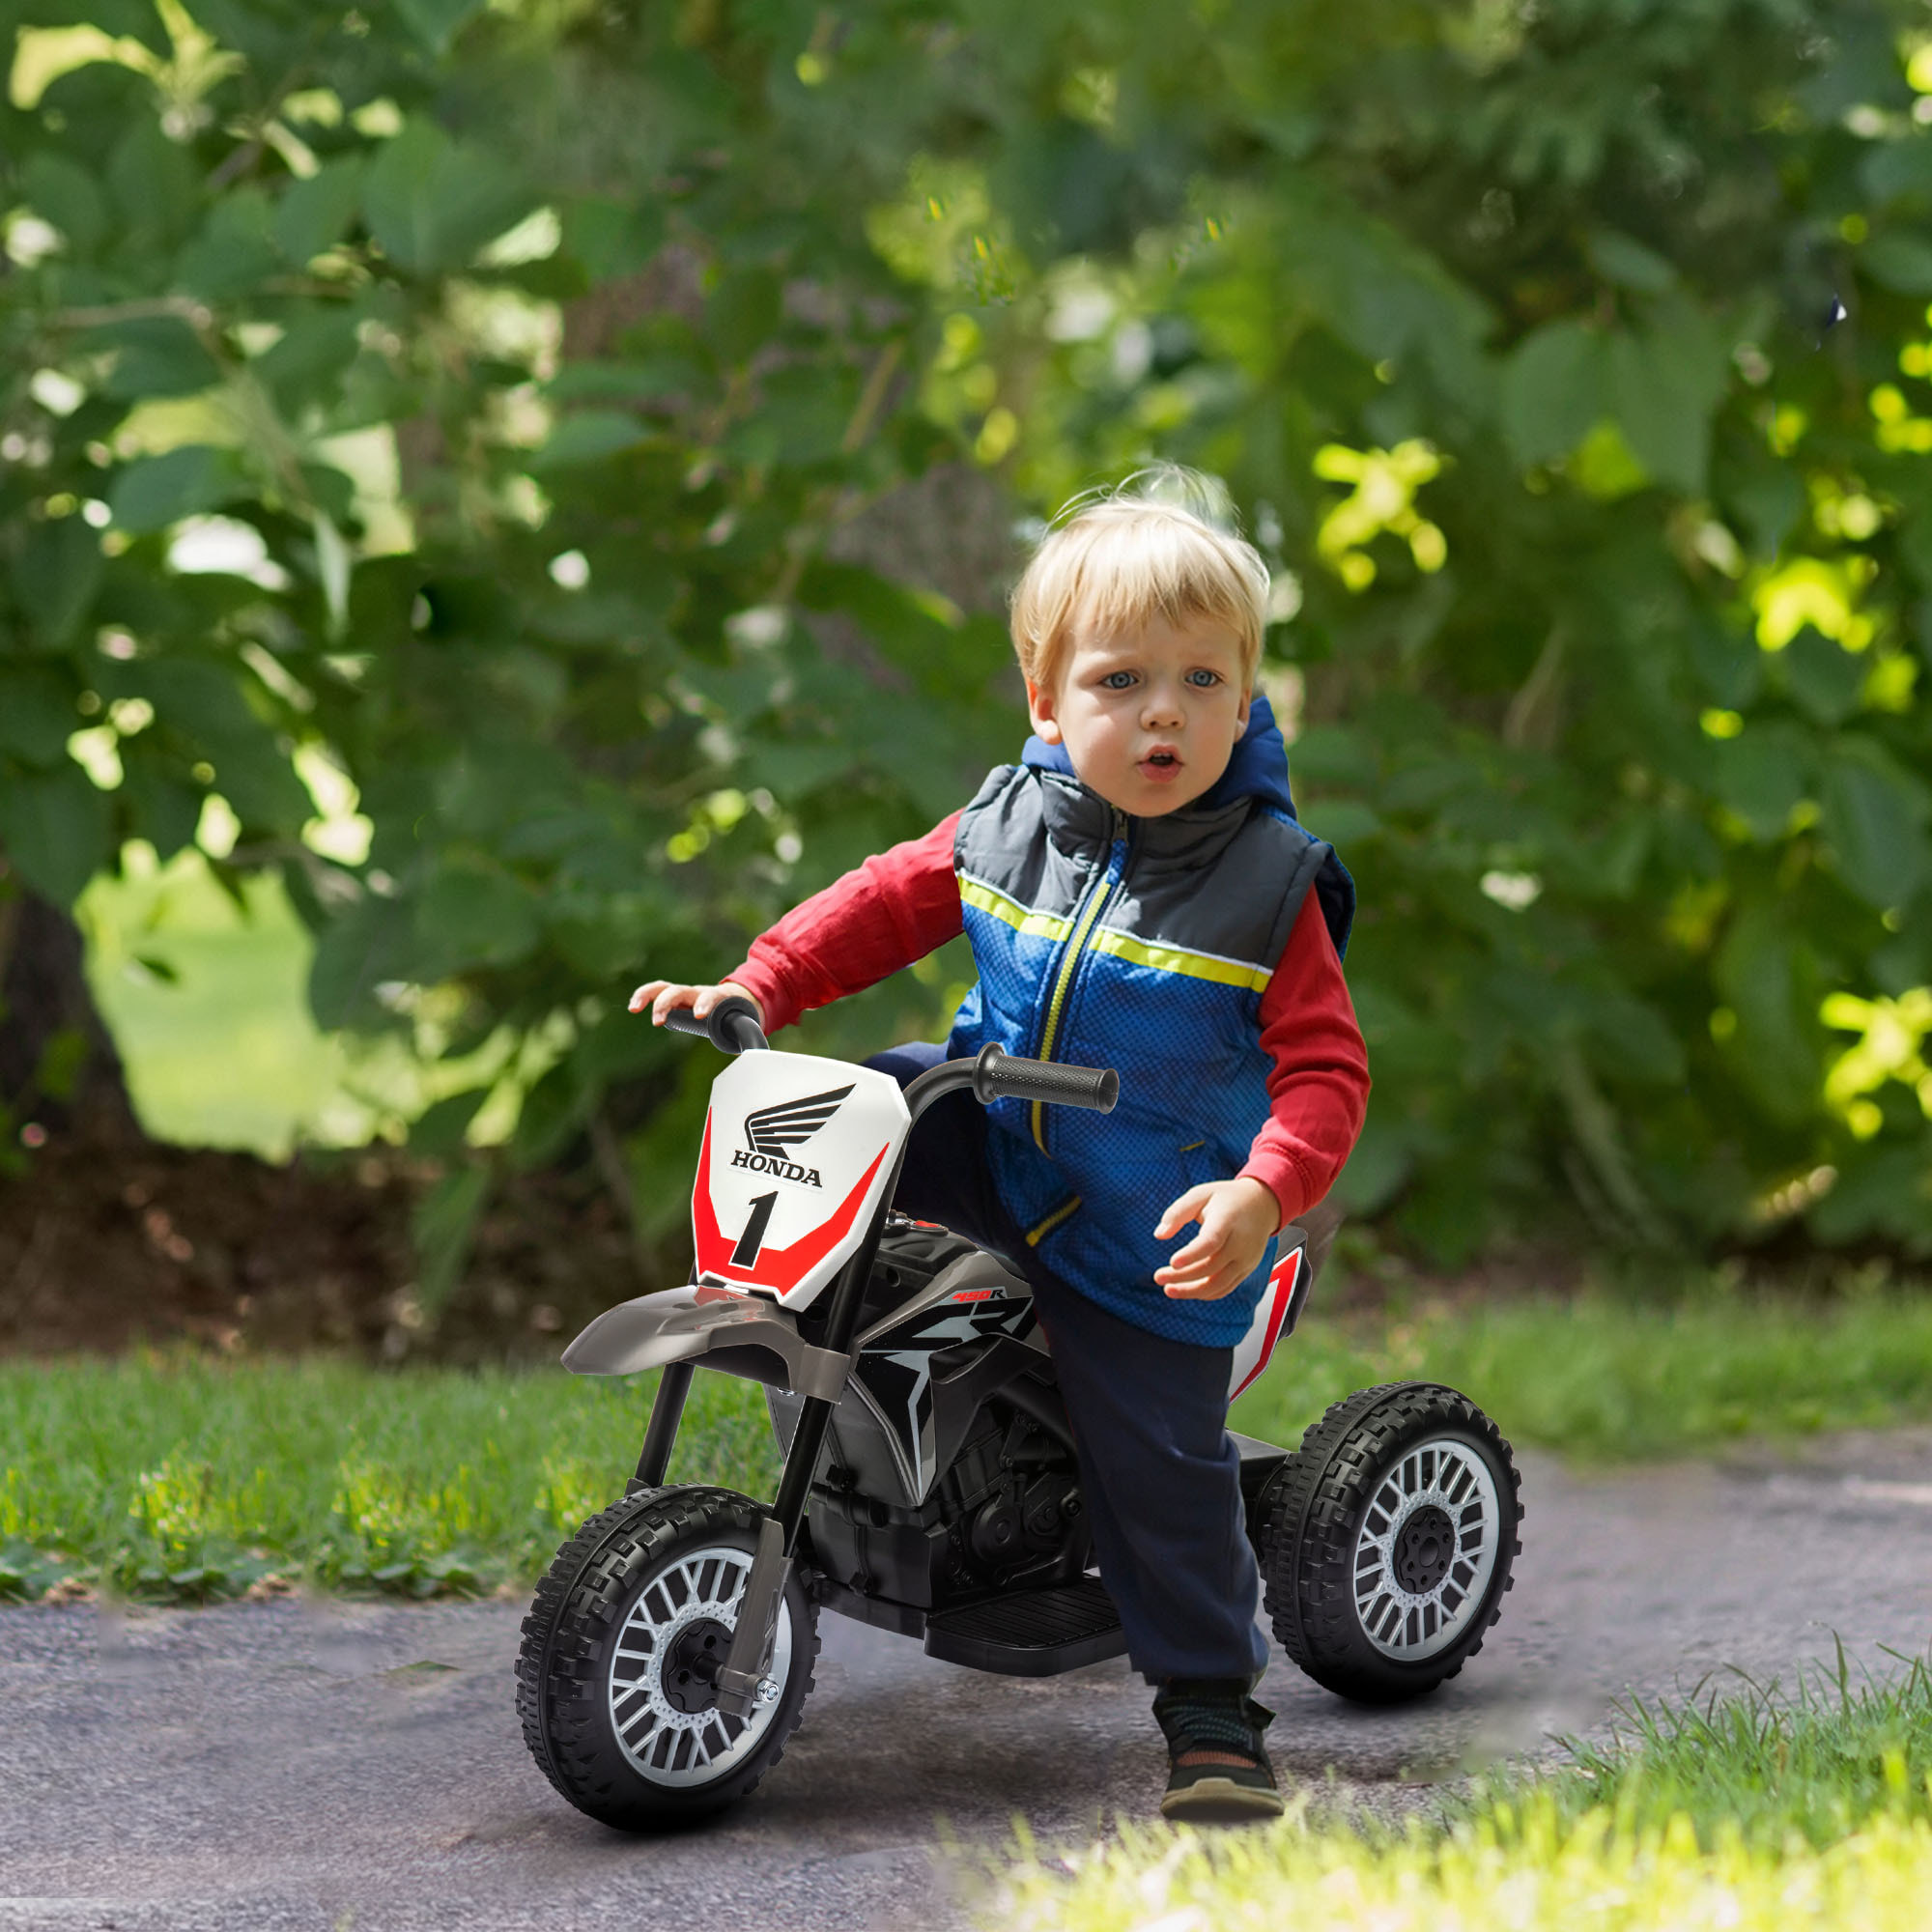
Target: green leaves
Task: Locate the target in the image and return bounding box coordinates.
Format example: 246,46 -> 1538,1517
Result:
1861,132 -> 1932,209
395,0 -> 485,54
1501,321 -> 1605,468
1608,299 -> 1732,497
1500,300 -> 1729,493
308,897 -> 414,1034
1711,724 -> 1808,842
1862,232 -> 1932,294
272,158 -> 365,265
254,310 -> 361,411
1819,741 -> 1932,909
108,447 -> 248,535
6,0 -> 1931,1281
11,518 -> 102,646
89,317 -> 222,401
175,190 -> 280,299
119,744 -> 204,862
1713,900 -> 1825,1126
1584,229 -> 1676,293
705,269 -> 784,368
361,119 -> 538,275
0,668 -> 77,766
19,152 -> 107,256
563,198 -> 666,281
411,862 -> 542,980
0,767 -> 113,908
531,411 -> 650,470
106,120 -> 200,253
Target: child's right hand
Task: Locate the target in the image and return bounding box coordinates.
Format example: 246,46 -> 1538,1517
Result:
628,980 -> 764,1028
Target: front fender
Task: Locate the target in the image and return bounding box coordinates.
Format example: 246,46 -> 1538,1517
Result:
560,1286 -> 849,1401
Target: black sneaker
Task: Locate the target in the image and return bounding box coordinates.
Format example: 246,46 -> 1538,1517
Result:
1151,1678 -> 1284,1822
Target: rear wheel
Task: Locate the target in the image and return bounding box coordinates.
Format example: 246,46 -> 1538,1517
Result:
516,1486 -> 818,1829
1258,1383 -> 1521,1704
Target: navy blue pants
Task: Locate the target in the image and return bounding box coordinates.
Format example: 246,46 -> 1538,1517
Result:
867,1041 -> 1268,1685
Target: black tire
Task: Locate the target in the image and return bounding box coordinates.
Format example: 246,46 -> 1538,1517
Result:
1257,1382 -> 1522,1705
516,1485 -> 819,1829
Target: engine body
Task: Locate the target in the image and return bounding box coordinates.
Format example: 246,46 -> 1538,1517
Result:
767,1222 -> 1091,1612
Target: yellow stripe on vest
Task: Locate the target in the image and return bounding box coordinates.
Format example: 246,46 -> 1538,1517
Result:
1025,1195 -> 1082,1246
1089,927 -> 1273,992
1032,868 -> 1114,1149
958,874 -> 1073,945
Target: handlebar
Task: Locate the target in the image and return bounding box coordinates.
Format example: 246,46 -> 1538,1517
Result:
970,1044 -> 1119,1113
902,1043 -> 1119,1121
657,1004 -> 1117,1118
661,995 -> 770,1055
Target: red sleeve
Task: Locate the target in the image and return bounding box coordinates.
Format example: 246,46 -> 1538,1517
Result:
725,811 -> 965,1033
1236,894 -> 1371,1228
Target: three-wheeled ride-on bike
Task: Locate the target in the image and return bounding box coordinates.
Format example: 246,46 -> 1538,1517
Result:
516,997 -> 1523,1828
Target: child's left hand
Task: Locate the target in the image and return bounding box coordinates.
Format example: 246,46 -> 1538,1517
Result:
1152,1177 -> 1283,1300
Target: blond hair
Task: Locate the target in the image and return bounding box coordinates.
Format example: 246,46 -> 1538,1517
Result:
1009,469 -> 1269,694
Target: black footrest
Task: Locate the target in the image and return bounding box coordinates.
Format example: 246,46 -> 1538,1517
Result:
923,1577 -> 1126,1677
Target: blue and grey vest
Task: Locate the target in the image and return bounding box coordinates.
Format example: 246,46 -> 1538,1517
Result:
946,696 -> 1354,1348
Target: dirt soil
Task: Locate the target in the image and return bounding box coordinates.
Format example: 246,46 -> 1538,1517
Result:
0,1135 -> 667,1367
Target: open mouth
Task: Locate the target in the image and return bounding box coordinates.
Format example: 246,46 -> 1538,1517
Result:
1140,748 -> 1182,781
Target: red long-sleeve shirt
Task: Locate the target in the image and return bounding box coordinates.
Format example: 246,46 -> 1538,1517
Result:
727,812 -> 1370,1228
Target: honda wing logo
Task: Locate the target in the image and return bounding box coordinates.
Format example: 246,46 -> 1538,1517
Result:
733,1085 -> 853,1188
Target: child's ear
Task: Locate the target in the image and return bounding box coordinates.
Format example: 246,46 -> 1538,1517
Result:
1026,677 -> 1065,745
1236,687 -> 1253,735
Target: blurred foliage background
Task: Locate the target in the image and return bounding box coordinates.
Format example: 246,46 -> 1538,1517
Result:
6,0 -> 1932,1320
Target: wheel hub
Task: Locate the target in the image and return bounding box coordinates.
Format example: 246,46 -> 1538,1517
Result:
1391,1503 -> 1456,1593
605,1542 -> 795,1788
1349,1434 -> 1502,1662
661,1616 -> 729,1714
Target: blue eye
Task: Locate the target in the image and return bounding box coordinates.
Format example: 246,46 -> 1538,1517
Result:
1185,668 -> 1222,688
1101,670 -> 1137,690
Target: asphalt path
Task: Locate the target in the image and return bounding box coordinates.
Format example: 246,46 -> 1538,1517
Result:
5,1432 -> 1932,1932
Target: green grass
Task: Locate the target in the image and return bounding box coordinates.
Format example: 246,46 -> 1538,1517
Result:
1231,1288 -> 1932,1463
10,1288 -> 1932,1605
0,1350 -> 779,1605
981,1656 -> 1932,1931
1523,1647 -> 1932,1853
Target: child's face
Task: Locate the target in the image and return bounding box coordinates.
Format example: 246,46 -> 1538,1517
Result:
1026,611 -> 1252,818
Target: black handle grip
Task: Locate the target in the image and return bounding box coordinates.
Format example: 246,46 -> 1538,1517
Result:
660,995 -> 768,1054
970,1044 -> 1119,1113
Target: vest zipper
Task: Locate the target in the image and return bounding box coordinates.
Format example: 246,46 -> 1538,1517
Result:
1031,808 -> 1130,1151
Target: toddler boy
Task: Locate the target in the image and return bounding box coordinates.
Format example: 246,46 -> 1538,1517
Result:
634,475 -> 1367,1820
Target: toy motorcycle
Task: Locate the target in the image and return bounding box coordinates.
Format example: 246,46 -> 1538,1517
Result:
516,998 -> 1523,1829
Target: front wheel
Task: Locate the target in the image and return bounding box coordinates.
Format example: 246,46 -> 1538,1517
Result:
1258,1382 -> 1522,1705
516,1486 -> 818,1829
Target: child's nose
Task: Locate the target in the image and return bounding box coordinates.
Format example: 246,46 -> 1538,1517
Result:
1142,683 -> 1184,726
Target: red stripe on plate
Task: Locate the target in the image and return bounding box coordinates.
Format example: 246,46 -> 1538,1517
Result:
693,1111 -> 888,1294
1231,1248 -> 1303,1399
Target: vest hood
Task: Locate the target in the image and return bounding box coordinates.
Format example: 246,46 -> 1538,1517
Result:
1021,693 -> 1298,817
1018,693 -> 1354,959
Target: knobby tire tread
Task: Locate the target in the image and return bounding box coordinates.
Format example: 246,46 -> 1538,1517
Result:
515,1484 -> 820,1828
1258,1382 -> 1523,1705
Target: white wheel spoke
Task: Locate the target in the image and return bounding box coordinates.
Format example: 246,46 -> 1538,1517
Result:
607,1540 -> 796,1790
1350,1434 -> 1501,1661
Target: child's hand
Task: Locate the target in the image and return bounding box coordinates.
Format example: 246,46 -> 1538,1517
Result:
628,980 -> 764,1027
1152,1177 -> 1282,1300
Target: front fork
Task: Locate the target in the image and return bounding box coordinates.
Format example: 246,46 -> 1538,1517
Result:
630,1157 -> 903,1719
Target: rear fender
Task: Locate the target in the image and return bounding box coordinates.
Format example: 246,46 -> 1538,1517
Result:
1228,1228 -> 1312,1401
560,1286 -> 849,1401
